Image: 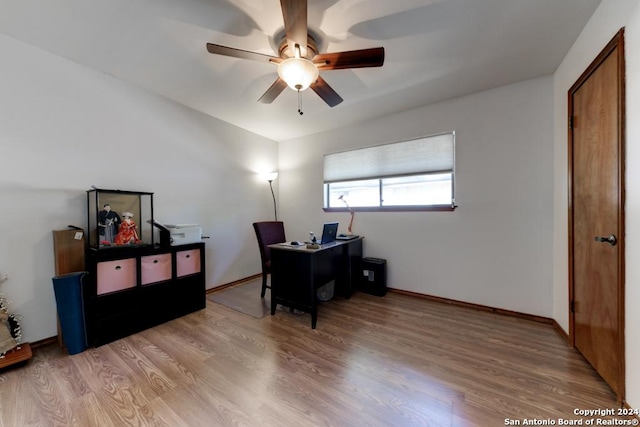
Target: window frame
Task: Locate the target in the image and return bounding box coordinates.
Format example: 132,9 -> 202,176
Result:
322,132 -> 457,212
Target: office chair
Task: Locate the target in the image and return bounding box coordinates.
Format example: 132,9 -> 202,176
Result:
252,221 -> 286,298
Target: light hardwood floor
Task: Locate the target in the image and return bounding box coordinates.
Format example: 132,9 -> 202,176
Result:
0,288 -> 629,427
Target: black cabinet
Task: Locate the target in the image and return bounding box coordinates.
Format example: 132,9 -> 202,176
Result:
360,257 -> 387,296
85,243 -> 205,346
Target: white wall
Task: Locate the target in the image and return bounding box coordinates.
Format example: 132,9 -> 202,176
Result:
279,76 -> 554,317
552,0 -> 640,409
3,0 -> 637,407
0,34 -> 278,343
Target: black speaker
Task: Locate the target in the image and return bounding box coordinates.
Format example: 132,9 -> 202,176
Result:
360,258 -> 387,296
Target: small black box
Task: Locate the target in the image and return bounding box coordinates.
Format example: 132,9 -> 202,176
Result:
360,257 -> 387,296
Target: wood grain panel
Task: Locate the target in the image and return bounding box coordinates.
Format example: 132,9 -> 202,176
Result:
569,29 -> 625,399
52,230 -> 85,276
0,285 -> 632,426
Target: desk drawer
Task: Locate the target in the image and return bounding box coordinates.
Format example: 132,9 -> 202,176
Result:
141,253 -> 172,285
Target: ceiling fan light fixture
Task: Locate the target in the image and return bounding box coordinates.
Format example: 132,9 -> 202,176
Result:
278,57 -> 319,91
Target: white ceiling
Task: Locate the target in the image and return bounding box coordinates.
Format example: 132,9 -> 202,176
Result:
0,0 -> 602,141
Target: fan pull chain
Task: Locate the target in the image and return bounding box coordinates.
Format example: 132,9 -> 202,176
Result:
297,89 -> 303,115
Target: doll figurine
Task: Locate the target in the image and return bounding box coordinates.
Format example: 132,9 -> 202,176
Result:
98,203 -> 121,244
114,212 -> 142,245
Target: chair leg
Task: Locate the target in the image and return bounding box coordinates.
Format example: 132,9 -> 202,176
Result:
261,273 -> 267,298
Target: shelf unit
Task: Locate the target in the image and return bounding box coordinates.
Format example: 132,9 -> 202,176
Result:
85,242 -> 205,347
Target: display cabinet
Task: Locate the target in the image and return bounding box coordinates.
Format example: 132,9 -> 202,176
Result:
87,188 -> 154,250
84,242 -> 205,346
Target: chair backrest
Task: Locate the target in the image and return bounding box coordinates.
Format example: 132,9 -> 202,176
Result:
253,221 -> 286,268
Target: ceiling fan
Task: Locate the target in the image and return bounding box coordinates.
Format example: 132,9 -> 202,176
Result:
205,0 -> 384,112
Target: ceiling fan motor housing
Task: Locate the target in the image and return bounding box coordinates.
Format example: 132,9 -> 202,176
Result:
278,35 -> 318,59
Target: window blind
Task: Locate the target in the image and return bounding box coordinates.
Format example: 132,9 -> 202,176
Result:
323,132 -> 454,183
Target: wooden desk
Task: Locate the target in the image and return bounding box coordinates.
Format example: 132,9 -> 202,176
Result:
269,237 -> 363,328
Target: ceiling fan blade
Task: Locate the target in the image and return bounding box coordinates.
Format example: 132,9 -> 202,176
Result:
314,47 -> 385,70
310,76 -> 343,107
280,0 -> 308,57
258,78 -> 288,104
206,43 -> 282,64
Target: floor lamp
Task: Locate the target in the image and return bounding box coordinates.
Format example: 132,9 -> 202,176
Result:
265,172 -> 278,221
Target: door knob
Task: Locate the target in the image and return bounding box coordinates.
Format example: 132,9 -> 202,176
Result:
594,234 -> 617,246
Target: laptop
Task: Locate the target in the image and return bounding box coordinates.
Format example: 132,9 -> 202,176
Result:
319,222 -> 339,244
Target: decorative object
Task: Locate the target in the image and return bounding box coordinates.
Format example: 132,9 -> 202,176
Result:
0,311 -> 17,355
98,204 -> 121,244
0,274 -> 20,354
306,231 -> 319,248
113,212 -> 142,245
265,172 -> 278,221
0,274 -> 30,367
87,187 -> 154,250
338,195 -> 355,235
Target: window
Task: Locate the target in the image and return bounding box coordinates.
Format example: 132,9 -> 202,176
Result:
323,132 -> 455,210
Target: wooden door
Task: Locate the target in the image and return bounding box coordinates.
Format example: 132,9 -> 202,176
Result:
568,29 -> 625,400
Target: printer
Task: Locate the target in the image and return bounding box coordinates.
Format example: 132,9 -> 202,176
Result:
152,221 -> 202,246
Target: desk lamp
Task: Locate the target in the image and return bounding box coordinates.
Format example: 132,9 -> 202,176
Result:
338,195 -> 354,235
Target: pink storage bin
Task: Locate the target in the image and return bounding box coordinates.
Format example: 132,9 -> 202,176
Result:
176,249 -> 201,277
141,253 -> 172,285
97,258 -> 137,295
